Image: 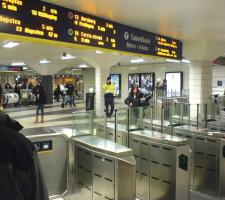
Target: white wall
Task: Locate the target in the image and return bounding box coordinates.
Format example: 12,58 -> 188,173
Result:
110,62 -> 189,101
212,65 -> 225,95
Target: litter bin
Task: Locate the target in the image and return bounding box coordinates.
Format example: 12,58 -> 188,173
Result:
86,92 -> 95,111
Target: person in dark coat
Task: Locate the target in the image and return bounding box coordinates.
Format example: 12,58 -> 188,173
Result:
125,84 -> 149,107
14,82 -> 21,107
34,81 -> 47,123
65,81 -> 74,107
0,83 -> 48,200
54,85 -> 61,102
125,84 -> 151,126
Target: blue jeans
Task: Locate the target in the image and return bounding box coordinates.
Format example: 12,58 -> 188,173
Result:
66,95 -> 73,107
36,104 -> 44,115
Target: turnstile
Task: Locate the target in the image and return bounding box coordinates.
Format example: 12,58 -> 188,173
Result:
96,122 -> 130,146
73,135 -> 136,200
208,120 -> 225,132
143,119 -> 174,134
27,133 -> 70,198
174,125 -> 225,198
131,130 -> 191,200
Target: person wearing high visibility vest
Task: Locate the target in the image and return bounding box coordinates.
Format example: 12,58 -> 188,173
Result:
103,77 -> 115,117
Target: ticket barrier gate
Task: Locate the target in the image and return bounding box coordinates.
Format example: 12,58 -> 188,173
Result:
73,135 -> 136,200
96,122 -> 130,146
173,125 -> 225,198
131,130 -> 191,200
208,121 -> 225,132
143,119 -> 174,134
27,133 -> 71,199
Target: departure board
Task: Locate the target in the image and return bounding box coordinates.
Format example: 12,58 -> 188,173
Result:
0,0 -> 182,59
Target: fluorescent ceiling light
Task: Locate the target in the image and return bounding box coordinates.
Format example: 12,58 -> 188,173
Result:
3,42 -> 20,48
182,59 -> 191,64
40,59 -> 50,64
61,54 -> 76,60
96,50 -> 103,54
12,62 -> 25,66
166,59 -> 181,63
130,58 -> 145,63
129,67 -> 138,70
23,67 -> 28,70
79,64 -> 88,68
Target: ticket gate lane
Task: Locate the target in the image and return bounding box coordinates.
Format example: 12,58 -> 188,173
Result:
73,135 -> 136,200
131,130 -> 191,200
27,133 -> 70,198
173,125 -> 225,198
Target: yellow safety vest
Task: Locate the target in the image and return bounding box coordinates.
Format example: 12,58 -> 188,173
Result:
103,83 -> 115,95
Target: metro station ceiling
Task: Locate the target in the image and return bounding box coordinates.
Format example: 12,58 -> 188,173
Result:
0,39 -> 163,73
44,0 -> 225,42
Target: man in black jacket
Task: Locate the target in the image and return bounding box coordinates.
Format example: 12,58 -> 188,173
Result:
0,84 -> 48,200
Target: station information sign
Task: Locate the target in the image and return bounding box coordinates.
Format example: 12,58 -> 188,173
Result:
0,0 -> 182,59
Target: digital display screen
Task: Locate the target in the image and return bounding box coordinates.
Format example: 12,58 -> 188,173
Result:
165,72 -> 183,97
0,0 -> 182,59
110,74 -> 121,97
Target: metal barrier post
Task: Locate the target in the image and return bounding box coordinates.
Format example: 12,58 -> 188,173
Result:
161,105 -> 164,132
188,103 -> 191,126
197,104 -> 199,128
114,109 -> 117,143
205,104 -> 208,128
151,106 -> 154,131
127,108 -> 130,148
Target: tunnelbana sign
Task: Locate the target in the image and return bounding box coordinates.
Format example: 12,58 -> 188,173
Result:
0,0 -> 182,59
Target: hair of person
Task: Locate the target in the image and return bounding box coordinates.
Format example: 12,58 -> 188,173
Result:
130,84 -> 139,94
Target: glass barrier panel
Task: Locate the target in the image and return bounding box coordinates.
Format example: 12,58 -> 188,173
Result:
72,110 -> 96,136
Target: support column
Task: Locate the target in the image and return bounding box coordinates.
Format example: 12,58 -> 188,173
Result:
95,67 -> 110,116
82,55 -> 121,116
189,61 -> 212,117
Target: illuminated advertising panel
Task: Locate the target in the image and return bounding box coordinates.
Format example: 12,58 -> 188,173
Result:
165,72 -> 183,97
110,74 -> 121,97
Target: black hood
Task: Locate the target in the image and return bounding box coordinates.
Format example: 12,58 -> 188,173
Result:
0,112 -> 23,131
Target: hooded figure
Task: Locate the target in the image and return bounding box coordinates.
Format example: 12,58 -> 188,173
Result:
0,84 -> 48,200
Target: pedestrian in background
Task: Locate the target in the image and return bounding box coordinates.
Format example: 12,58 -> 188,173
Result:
103,76 -> 115,118
65,81 -> 74,107
14,82 -> 20,107
34,81 -> 47,123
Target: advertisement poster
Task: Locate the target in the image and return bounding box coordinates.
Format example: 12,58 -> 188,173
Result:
110,74 -> 121,97
128,74 -> 140,90
140,73 -> 155,94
